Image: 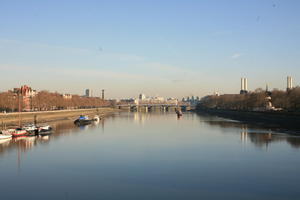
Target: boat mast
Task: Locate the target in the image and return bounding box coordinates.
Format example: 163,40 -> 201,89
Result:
18,91 -> 22,127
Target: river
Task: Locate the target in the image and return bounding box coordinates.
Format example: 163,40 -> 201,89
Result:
0,111 -> 300,200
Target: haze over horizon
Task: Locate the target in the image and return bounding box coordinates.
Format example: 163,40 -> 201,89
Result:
1,0 -> 299,99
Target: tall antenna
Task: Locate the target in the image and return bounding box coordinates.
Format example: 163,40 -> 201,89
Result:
18,90 -> 22,127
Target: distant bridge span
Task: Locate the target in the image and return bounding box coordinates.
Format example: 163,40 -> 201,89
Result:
116,103 -> 191,111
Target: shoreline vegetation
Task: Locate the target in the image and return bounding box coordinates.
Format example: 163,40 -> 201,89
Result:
196,87 -> 300,133
196,108 -> 300,133
0,86 -> 119,129
0,107 -> 119,129
0,89 -> 111,112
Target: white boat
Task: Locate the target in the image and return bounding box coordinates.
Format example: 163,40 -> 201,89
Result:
94,115 -> 100,122
23,124 -> 38,132
1,129 -> 15,135
2,128 -> 27,137
38,124 -> 52,132
0,133 -> 12,140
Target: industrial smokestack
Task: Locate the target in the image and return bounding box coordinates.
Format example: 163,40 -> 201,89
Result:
244,78 -> 248,91
287,76 -> 293,90
241,78 -> 245,91
240,77 -> 248,94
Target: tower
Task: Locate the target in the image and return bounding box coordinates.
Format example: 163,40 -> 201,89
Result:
287,76 -> 293,91
244,78 -> 248,91
85,89 -> 90,97
102,89 -> 105,100
241,78 -> 244,92
240,78 -> 248,94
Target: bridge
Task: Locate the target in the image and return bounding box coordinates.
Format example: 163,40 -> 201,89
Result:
116,103 -> 192,112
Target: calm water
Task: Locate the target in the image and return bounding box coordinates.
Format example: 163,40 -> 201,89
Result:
0,111 -> 300,200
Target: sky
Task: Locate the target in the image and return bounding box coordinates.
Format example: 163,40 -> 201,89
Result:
0,0 -> 300,99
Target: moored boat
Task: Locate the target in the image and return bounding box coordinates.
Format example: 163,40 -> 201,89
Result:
4,128 -> 28,137
38,124 -> 52,132
23,124 -> 39,135
93,115 -> 100,122
175,108 -> 183,117
39,130 -> 52,136
74,115 -> 93,126
23,124 -> 52,135
1,129 -> 15,135
23,124 -> 37,131
0,132 -> 12,140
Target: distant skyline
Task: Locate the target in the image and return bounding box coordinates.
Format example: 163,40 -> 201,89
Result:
1,0 -> 300,98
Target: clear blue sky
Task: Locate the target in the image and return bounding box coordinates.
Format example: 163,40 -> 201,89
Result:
0,0 -> 299,98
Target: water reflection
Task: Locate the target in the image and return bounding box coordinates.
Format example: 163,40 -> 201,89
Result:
246,130 -> 300,149
0,112 -> 300,200
240,126 -> 248,144
0,138 -> 11,146
240,126 -> 275,150
1,112 -> 300,160
0,119 -> 105,158
196,113 -> 300,149
133,111 -> 151,124
125,111 -> 300,150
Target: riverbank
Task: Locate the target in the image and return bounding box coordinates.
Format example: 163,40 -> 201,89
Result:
196,108 -> 300,133
0,107 -> 119,129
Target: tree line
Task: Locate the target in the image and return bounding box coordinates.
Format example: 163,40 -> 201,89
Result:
197,87 -> 300,112
0,90 -> 111,112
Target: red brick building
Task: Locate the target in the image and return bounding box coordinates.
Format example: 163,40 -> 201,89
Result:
13,85 -> 37,111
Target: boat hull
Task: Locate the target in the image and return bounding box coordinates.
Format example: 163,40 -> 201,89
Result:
11,130 -> 27,137
74,119 -> 93,126
0,134 -> 12,140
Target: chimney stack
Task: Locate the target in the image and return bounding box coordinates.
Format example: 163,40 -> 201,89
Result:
287,76 -> 293,91
241,78 -> 245,91
244,78 -> 248,91
240,77 -> 248,94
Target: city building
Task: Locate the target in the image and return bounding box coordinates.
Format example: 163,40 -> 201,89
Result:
166,98 -> 178,105
13,85 -> 37,111
85,89 -> 90,97
118,98 -> 139,105
63,94 -> 72,99
153,96 -> 164,102
102,89 -> 105,100
182,95 -> 200,106
139,94 -> 146,100
213,91 -> 220,96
